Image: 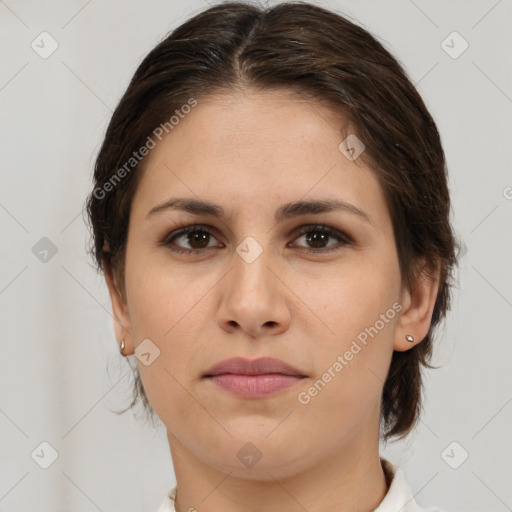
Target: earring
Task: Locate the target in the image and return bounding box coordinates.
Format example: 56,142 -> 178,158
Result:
120,339 -> 126,355
405,334 -> 414,343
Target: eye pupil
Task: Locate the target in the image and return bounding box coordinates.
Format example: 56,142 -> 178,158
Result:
306,231 -> 328,248
188,230 -> 209,248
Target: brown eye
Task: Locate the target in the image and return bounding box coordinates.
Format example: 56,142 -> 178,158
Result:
184,230 -> 211,249
305,231 -> 329,249
162,225 -> 223,253
293,225 -> 352,253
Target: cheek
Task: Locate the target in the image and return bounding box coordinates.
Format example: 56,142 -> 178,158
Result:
294,253 -> 400,406
122,253 -> 218,411
293,282 -> 398,449
124,242 -> 208,342
300,250 -> 401,342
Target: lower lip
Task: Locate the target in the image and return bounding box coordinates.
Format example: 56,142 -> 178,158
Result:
206,373 -> 304,398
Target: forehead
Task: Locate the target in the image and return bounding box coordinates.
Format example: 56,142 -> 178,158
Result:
131,89 -> 389,227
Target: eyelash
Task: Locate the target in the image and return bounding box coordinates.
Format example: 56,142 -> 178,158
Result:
159,223 -> 353,255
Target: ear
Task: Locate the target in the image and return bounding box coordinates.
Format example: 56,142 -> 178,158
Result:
103,261 -> 134,355
394,259 -> 440,352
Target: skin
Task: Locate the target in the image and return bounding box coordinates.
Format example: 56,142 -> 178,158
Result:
105,89 -> 439,512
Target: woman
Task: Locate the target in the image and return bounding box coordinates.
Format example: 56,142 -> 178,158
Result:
86,2 -> 458,511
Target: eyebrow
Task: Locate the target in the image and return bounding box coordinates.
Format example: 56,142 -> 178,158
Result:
146,197 -> 373,225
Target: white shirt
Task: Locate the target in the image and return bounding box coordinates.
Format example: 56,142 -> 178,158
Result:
156,459 -> 445,512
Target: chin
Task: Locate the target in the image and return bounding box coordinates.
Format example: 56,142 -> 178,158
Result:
200,432 -> 313,480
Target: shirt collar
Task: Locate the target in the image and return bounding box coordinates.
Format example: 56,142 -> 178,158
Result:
374,459 -> 437,511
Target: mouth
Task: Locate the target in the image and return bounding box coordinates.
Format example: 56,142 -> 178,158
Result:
202,357 -> 307,399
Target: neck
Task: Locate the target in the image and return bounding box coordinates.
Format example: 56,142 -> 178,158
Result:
168,416 -> 389,512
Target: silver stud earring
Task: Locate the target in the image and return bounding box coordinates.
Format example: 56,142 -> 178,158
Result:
120,339 -> 126,355
405,334 -> 414,343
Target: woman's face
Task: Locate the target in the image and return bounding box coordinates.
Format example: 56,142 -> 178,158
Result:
108,89 -> 431,479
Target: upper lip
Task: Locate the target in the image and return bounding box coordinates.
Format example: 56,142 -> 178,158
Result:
203,357 -> 307,377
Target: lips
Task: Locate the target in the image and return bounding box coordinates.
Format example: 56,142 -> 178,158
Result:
203,357 -> 307,398
203,357 -> 306,378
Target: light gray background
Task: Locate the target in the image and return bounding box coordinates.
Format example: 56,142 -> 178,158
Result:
1,1 -> 511,511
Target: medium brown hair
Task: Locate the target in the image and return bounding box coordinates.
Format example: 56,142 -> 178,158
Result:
86,0 -> 459,441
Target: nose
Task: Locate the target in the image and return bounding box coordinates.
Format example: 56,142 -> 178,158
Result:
217,246 -> 292,338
